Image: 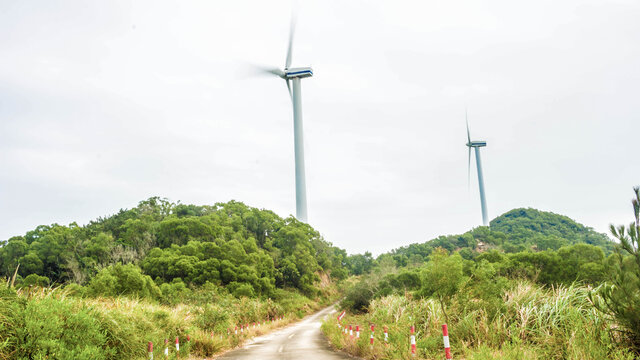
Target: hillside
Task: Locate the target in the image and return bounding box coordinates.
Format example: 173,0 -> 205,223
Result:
329,206 -> 635,359
386,207 -> 614,267
0,197 -> 349,299
490,208 -> 614,252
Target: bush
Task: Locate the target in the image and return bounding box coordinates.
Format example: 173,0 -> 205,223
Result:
87,264 -> 161,300
20,274 -> 50,288
159,279 -> 193,305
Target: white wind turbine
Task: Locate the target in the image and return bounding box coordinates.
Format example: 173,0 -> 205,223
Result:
466,112 -> 489,226
257,14 -> 313,222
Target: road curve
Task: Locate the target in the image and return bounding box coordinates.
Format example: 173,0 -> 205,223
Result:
215,305 -> 354,360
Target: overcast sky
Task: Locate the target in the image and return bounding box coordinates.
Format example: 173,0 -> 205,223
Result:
1,0 -> 639,255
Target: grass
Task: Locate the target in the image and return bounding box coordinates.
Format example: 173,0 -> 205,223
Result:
0,282 -> 338,360
322,281 -> 637,359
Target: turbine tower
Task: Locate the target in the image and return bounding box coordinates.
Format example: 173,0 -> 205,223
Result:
466,114 -> 489,226
259,16 -> 312,222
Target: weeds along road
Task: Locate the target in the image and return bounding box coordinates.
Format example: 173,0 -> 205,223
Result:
215,305 -> 354,360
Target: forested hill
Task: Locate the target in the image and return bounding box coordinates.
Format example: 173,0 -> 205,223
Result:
386,207 -> 614,267
490,208 -> 613,251
0,197 -> 349,298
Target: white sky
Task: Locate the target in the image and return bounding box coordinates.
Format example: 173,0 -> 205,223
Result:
1,0 -> 639,255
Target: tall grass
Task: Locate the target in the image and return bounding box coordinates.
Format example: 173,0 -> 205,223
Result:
322,281 -> 636,359
0,282 -> 337,360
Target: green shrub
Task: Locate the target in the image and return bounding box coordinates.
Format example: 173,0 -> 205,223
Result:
20,274 -> 50,288
87,264 -> 161,300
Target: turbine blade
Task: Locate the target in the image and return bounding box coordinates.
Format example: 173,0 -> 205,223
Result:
285,13 -> 297,69
466,109 -> 471,143
468,147 -> 471,189
286,79 -> 292,100
248,64 -> 285,78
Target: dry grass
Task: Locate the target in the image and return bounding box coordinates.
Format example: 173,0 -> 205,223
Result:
322,281 -> 637,360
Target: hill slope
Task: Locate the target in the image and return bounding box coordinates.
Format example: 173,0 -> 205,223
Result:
490,208 -> 613,252
386,207 -> 614,267
0,197 -> 349,298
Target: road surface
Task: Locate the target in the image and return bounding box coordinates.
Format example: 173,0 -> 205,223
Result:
215,305 -> 354,360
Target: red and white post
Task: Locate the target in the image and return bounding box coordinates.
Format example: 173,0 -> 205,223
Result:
383,326 -> 389,344
337,311 -> 346,328
410,325 -> 416,357
349,325 -> 353,338
175,337 -> 180,358
356,325 -> 360,339
370,324 -> 374,347
164,339 -> 168,359
442,324 -> 452,359
148,341 -> 153,360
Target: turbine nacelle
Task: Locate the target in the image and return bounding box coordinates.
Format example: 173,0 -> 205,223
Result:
285,67 -> 313,79
466,141 -> 487,148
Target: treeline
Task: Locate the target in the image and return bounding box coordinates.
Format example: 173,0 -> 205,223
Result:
343,243 -> 609,313
342,208 -> 616,312
0,197 -> 354,300
338,195 -> 640,355
384,208 -> 614,269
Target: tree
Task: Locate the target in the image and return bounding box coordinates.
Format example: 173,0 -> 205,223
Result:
419,248 -> 465,322
594,187 -> 640,349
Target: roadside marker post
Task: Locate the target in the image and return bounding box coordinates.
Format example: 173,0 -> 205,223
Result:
442,324 -> 452,359
349,325 -> 353,338
148,341 -> 153,360
370,324 -> 374,348
356,325 -> 360,339
164,339 -> 168,359
410,325 -> 416,357
384,326 -> 389,344
175,337 -> 180,359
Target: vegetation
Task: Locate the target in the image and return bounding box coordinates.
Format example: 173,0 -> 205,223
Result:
324,281 -> 635,359
383,208 -> 614,270
329,198 -> 640,359
0,198 -> 350,300
0,281 -> 338,359
0,198 -> 350,359
594,187 -> 640,350
3,193 -> 640,359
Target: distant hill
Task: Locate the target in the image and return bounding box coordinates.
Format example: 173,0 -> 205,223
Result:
384,207 -> 614,266
490,208 -> 614,253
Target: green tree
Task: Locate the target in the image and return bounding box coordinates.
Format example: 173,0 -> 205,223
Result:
595,187 -> 640,349
419,248 -> 465,322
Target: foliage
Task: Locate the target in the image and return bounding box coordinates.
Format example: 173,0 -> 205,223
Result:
0,281 -> 338,360
0,198 -> 349,300
419,248 -> 464,322
594,187 -> 640,350
325,281 -> 636,360
491,208 -> 614,253
87,264 -> 161,299
384,208 -> 614,272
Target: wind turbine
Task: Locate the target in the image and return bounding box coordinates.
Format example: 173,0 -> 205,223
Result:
258,15 -> 313,222
466,113 -> 489,226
